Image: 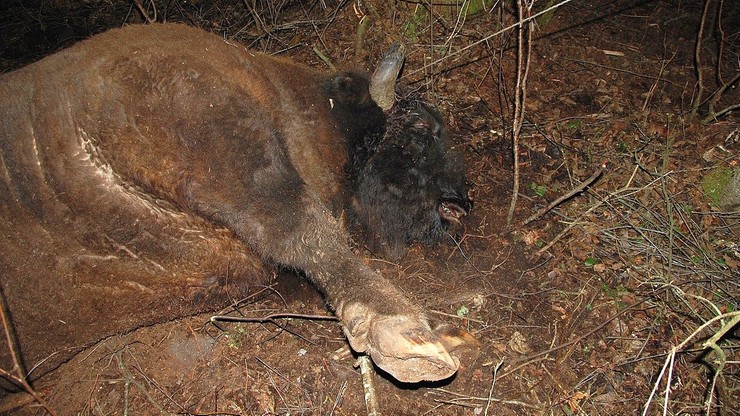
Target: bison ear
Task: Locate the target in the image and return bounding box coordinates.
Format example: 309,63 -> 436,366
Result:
324,72 -> 375,110
414,103 -> 443,139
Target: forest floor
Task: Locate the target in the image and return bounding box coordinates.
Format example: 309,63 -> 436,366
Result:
0,0 -> 738,415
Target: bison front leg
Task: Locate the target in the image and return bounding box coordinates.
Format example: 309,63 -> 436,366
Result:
246,201 -> 461,382
280,202 -> 462,383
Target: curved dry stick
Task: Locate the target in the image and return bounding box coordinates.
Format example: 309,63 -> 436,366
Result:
498,289 -> 665,380
0,290 -> 58,416
522,162 -> 607,226
641,311 -> 740,416
506,0 -> 534,226
210,312 -> 338,324
690,0 -> 712,119
132,0 -> 156,23
404,0 -> 576,79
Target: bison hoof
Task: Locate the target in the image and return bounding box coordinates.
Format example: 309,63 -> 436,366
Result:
340,303 -> 473,383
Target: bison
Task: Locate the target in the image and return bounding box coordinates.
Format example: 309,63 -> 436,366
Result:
0,23 -> 473,384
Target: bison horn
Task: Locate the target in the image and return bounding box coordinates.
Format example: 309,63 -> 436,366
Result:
369,42 -> 406,111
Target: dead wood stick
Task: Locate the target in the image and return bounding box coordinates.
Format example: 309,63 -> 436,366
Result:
132,0 -> 156,23
312,47 -> 336,71
498,290 -> 664,380
357,355 -> 380,416
0,291 -> 58,416
209,312 -> 338,348
354,15 -> 373,63
690,0 -> 712,118
522,162 -> 607,226
702,72 -> 740,123
505,0 -> 533,226
210,312 -> 338,324
404,0 -> 576,79
0,392 -> 36,414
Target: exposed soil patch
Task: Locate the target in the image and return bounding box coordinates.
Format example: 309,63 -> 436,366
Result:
1,0 -> 738,415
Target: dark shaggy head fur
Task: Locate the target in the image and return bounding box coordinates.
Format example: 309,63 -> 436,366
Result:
348,96 -> 472,259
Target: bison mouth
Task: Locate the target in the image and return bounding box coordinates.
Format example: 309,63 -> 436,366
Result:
438,196 -> 472,225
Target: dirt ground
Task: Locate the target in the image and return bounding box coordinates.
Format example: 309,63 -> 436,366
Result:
0,0 -> 738,415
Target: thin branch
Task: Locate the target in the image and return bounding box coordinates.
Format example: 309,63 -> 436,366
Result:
642,311 -> 740,416
405,0 -> 575,79
702,71 -> 740,123
210,312 -> 338,324
691,0 -> 712,118
506,0 -> 533,226
0,290 -> 58,416
132,0 -> 156,23
499,297 -> 650,380
522,162 -> 607,226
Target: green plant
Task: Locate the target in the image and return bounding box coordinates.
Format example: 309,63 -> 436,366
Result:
701,166 -> 732,205
226,324 -> 248,348
529,182 -> 548,197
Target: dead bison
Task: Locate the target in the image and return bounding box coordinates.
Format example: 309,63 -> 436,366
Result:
0,23 -> 472,383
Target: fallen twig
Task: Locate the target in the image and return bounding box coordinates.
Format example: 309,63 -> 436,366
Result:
483,359 -> 505,416
538,162 -> 647,254
430,388 -> 541,410
132,0 -> 156,23
404,0 -> 576,79
522,162 -> 607,226
429,309 -> 485,324
357,355 -> 380,416
499,290 -> 665,380
210,312 -> 338,324
329,380 -> 348,416
209,312 -> 338,347
642,311 -> 740,416
0,290 -> 58,416
312,46 -> 336,71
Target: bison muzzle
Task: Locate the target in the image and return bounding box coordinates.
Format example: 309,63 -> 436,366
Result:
0,23 -> 474,384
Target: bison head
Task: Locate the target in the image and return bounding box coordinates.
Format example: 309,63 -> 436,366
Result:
349,97 -> 471,259
346,44 -> 472,258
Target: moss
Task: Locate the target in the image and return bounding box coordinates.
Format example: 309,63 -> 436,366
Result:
701,166 -> 732,206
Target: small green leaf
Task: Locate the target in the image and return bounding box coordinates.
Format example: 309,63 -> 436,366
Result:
584,257 -> 599,267
456,305 -> 469,317
529,182 -> 548,197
